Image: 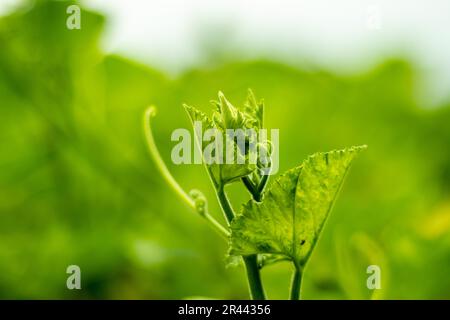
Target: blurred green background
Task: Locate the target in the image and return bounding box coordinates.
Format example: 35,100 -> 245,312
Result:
0,1 -> 449,299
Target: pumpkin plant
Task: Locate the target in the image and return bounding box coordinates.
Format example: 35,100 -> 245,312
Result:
144,90 -> 366,299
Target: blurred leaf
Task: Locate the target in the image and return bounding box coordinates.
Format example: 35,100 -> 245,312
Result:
335,232 -> 388,300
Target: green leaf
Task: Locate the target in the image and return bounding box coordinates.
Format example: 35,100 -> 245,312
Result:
184,104 -> 256,185
230,145 -> 367,268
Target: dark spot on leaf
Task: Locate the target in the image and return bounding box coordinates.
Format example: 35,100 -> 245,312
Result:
257,243 -> 272,251
300,239 -> 306,245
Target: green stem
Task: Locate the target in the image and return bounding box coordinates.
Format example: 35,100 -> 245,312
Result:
241,176 -> 257,196
243,255 -> 267,300
290,264 -> 302,300
240,174 -> 271,299
203,213 -> 229,238
216,184 -> 235,224
144,107 -> 192,205
143,107 -> 229,238
257,173 -> 269,196
242,170 -> 270,202
215,183 -> 266,300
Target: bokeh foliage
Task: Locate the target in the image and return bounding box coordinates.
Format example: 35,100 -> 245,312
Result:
0,1 -> 449,299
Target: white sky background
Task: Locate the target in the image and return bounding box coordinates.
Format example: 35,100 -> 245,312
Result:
1,0 -> 449,106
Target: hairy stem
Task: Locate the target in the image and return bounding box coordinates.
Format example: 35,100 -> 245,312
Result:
215,184 -> 266,300
243,255 -> 267,300
143,107 -> 229,238
290,264 -> 302,300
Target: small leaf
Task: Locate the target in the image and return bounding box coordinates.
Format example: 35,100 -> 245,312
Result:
230,146 -> 366,268
244,89 -> 264,129
184,103 -> 215,131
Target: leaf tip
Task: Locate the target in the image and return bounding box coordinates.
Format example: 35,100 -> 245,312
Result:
353,144 -> 368,151
348,144 -> 368,156
218,90 -> 226,101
